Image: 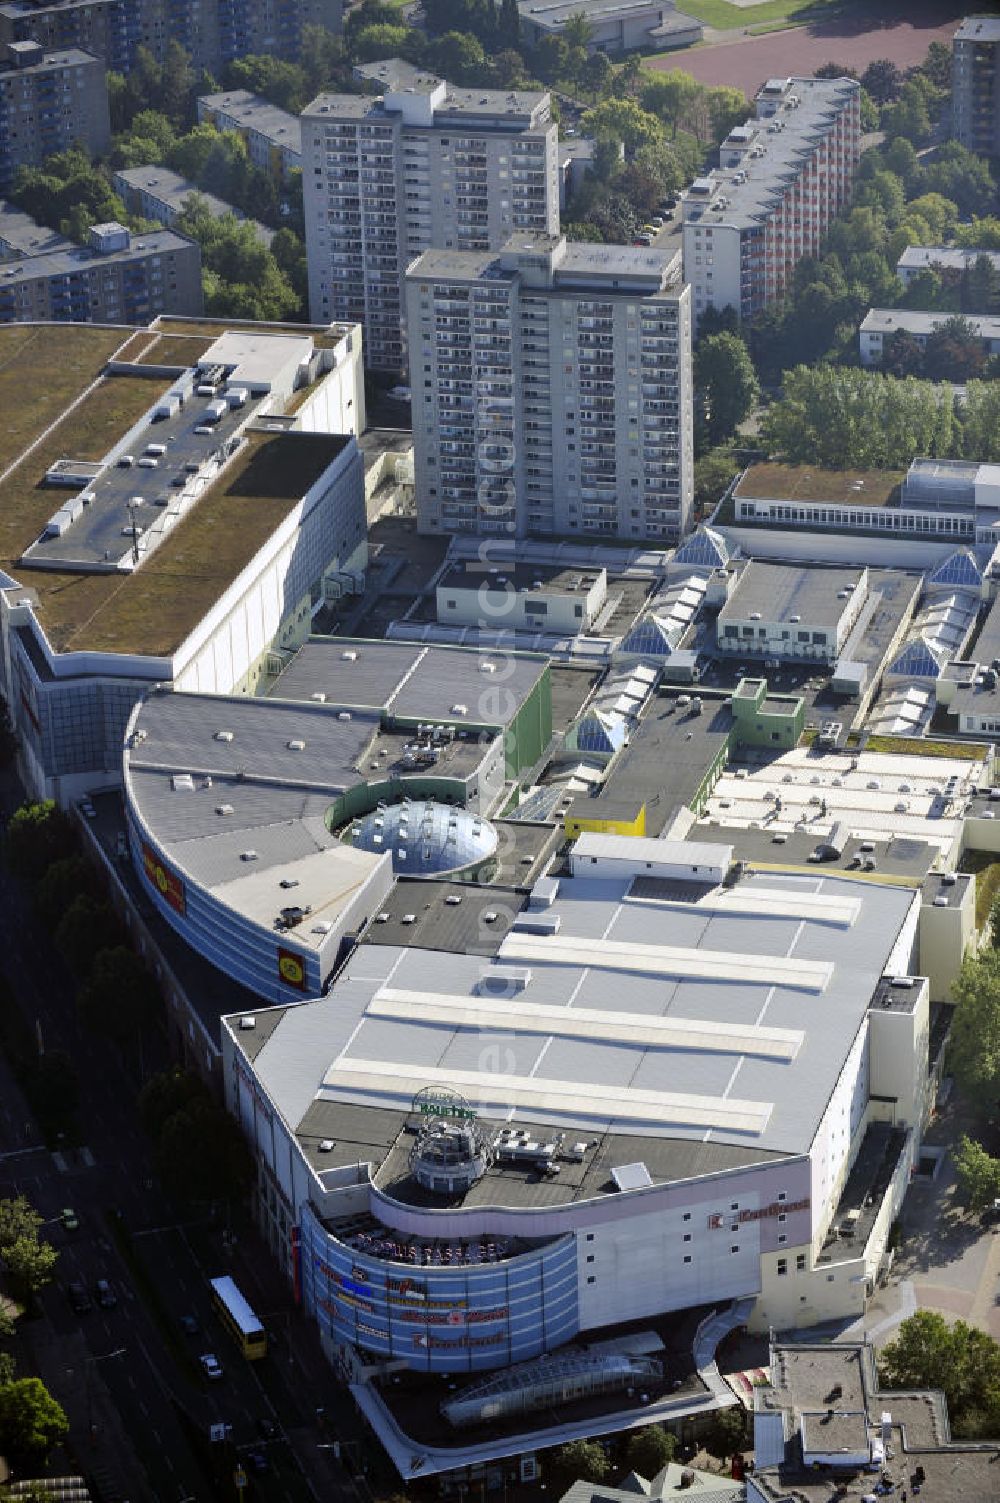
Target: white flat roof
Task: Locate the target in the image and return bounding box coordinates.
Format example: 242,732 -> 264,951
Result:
246,861 -> 918,1157
501,932 -> 833,992
322,1057 -> 774,1135
572,833 -> 732,868
200,329 -> 314,390
701,746 -> 975,858
370,988 -> 804,1060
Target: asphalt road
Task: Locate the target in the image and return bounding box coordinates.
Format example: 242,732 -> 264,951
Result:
0,775 -> 366,1503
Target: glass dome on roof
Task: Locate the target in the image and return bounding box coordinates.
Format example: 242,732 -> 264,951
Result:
348,799 -> 499,877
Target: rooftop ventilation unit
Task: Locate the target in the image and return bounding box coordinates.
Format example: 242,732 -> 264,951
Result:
215,730 -> 234,742
240,850 -> 258,862
287,739 -> 305,751
238,1015 -> 256,1030
215,803 -> 234,816
311,691 -> 327,702
341,649 -> 358,661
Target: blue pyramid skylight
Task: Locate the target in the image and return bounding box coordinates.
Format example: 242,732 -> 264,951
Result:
674,526 -> 728,569
928,549 -> 982,591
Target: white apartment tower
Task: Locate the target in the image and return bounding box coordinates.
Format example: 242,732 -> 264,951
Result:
302,60 -> 560,373
406,234 -> 693,543
682,75 -> 860,327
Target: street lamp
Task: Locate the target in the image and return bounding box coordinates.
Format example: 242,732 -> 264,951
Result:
84,1347 -> 127,1440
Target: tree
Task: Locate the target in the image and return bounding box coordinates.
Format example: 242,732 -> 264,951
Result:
762,367 -> 955,470
881,329 -> 924,378
922,314 -> 986,382
583,51 -> 612,102
694,447 -> 739,517
498,0 -> 520,47
77,947 -> 161,1042
956,217 -> 1000,252
703,1403 -> 748,1460
949,948 -> 1000,1114
33,855 -> 100,930
0,1379 -> 68,1464
881,81 -> 932,145
921,144 -> 996,219
861,58 -> 902,105
641,72 -> 701,138
620,1424 -> 677,1477
152,1098 -> 254,1204
139,1067 -> 206,1138
707,86 -> 747,144
424,31 -> 487,84
953,1135 -> 1000,1212
0,1198 -> 42,1252
695,333 -> 759,448
4,801 -> 76,883
54,894 -> 122,975
1,1238 -> 57,1302
348,22 -> 412,61
560,11 -> 591,51
920,40 -> 952,91
879,1312 -> 1000,1437
581,99 -> 665,155
545,1438 -> 609,1492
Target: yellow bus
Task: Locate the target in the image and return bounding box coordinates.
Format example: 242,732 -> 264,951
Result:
210,1275 -> 267,1360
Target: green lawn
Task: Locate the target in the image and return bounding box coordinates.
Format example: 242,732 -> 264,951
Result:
650,0 -> 826,36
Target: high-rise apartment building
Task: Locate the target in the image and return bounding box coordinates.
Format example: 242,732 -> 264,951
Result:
406,234 -> 693,544
681,75 -> 860,327
302,60 -> 560,372
953,15 -> 1000,156
0,0 -> 340,74
0,41 -> 109,193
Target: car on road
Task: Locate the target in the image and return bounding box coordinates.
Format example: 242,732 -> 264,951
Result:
67,1280 -> 92,1314
180,1313 -> 200,1335
246,1450 -> 269,1475
61,1207 -> 79,1232
257,1418 -> 279,1441
94,1279 -> 117,1308
199,1353 -> 223,1380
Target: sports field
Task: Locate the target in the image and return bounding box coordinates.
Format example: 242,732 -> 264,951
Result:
647,3 -> 965,97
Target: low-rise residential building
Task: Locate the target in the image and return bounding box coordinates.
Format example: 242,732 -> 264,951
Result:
0,40 -> 109,193
0,203 -> 73,258
860,307 -> 1000,365
0,223 -> 203,324
112,165 -> 273,246
681,76 -> 860,327
198,89 -> 302,180
517,0 -> 701,54
896,243 -> 1000,285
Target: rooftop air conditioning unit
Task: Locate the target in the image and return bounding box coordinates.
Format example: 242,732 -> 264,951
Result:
239,1015 -> 256,1030
215,730 -> 234,742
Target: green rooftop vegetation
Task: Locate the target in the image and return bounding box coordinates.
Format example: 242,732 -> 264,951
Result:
865,735 -> 987,760
736,463 -> 905,508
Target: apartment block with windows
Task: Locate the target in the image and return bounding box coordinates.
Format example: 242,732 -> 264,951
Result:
0,223 -> 202,324
302,60 -> 560,373
681,75 -> 860,328
406,233 -> 693,544
0,0 -> 340,73
953,15 -> 1000,156
0,41 -> 109,192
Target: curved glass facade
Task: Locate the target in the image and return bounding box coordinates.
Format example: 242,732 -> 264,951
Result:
300,1208 -> 579,1373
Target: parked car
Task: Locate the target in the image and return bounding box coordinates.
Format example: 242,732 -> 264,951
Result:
95,1279 -> 117,1308
67,1280 -> 92,1314
246,1450 -> 269,1474
61,1207 -> 79,1232
199,1353 -> 223,1380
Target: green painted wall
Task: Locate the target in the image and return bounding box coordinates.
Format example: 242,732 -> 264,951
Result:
506,665 -> 553,777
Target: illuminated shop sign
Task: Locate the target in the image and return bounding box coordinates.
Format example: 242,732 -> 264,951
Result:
413,1330 -> 507,1350
708,1197 -> 810,1230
